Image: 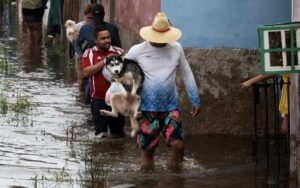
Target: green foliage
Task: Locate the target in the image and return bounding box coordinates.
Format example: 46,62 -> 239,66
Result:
31,167 -> 74,188
0,93 -> 8,114
75,149 -> 110,187
0,80 -> 35,126
53,167 -> 74,184
0,58 -> 12,72
76,167 -> 109,188
2,79 -> 12,91
30,165 -> 110,188
11,95 -> 32,113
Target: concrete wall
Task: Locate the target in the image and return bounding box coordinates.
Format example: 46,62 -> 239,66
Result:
179,48 -> 268,135
161,0 -> 291,48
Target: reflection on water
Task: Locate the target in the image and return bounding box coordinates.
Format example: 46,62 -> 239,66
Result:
0,1 -> 290,188
0,2 -> 87,187
74,135 -> 289,188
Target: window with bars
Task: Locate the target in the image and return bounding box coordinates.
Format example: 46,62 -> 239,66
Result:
258,22 -> 300,74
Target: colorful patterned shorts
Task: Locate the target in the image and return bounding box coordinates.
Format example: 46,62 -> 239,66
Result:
137,109 -> 184,151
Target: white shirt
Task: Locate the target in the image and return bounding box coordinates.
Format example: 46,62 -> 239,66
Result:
75,21 -> 85,31
126,41 -> 200,111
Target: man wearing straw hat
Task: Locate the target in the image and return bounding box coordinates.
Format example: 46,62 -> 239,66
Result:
126,12 -> 201,169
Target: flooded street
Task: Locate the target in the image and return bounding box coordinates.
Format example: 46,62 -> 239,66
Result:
0,2 -> 290,188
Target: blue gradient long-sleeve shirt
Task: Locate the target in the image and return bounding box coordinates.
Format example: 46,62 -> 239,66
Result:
126,41 -> 200,112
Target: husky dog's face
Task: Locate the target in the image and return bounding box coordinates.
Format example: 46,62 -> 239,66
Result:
105,55 -> 124,76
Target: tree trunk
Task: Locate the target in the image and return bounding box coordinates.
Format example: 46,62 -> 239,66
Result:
0,0 -> 3,35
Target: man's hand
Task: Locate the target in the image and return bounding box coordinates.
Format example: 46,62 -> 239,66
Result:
103,53 -> 116,65
190,105 -> 200,117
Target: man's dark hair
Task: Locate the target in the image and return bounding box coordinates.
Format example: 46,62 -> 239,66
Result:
94,25 -> 109,38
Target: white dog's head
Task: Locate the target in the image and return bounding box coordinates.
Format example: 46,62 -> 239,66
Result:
65,20 -> 78,43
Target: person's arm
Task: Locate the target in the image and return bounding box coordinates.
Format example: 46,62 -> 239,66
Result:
83,60 -> 105,77
82,51 -> 105,78
177,44 -> 201,116
241,74 -> 275,89
74,27 -> 85,58
82,50 -> 116,78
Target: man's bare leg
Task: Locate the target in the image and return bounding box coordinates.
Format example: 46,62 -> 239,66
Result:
169,139 -> 184,167
33,21 -> 43,47
141,150 -> 154,170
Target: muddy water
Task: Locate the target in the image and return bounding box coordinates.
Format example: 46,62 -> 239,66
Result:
0,2 -> 289,188
0,3 -> 88,187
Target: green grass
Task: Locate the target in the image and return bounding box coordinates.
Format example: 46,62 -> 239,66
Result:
11,95 -> 32,113
0,93 -> 8,114
30,164 -> 110,188
31,167 -> 74,188
0,80 -> 35,126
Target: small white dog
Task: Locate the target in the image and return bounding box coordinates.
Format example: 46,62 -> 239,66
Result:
100,55 -> 144,137
64,20 -> 78,43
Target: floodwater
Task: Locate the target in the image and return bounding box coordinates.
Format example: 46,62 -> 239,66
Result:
0,2 -> 290,188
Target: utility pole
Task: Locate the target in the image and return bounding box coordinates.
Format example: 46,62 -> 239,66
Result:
0,0 -> 3,35
291,0 -> 300,185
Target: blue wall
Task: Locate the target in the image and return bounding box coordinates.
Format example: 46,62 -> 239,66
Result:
161,0 -> 291,49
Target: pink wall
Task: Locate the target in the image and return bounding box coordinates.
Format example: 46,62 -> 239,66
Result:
115,0 -> 160,34
293,0 -> 300,21
100,0 -> 110,22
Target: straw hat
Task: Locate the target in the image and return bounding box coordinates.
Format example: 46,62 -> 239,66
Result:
139,12 -> 182,43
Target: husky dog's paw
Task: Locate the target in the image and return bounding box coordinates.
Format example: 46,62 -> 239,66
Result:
130,130 -> 138,138
130,127 -> 140,138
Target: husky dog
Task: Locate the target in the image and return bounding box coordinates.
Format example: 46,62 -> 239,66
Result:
105,55 -> 144,95
100,55 -> 144,137
64,20 -> 78,43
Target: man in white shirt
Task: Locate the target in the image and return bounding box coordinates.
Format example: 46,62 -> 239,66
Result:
126,12 -> 201,169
